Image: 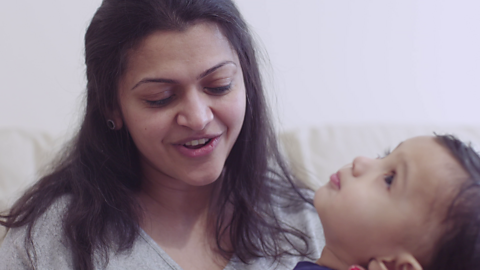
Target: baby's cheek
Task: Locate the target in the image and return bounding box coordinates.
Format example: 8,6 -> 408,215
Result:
330,190 -> 372,228
313,187 -> 322,209
313,185 -> 331,216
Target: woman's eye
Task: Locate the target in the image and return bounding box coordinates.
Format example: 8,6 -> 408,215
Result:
205,83 -> 232,95
384,171 -> 395,188
145,95 -> 175,107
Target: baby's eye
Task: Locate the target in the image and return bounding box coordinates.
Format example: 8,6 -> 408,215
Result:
384,171 -> 395,188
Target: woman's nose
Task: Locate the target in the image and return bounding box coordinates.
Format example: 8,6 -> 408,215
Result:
352,156 -> 374,177
176,90 -> 214,131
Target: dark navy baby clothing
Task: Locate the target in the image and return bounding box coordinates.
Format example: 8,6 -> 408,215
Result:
293,261 -> 334,270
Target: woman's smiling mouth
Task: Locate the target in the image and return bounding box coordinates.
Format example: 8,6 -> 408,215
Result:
175,135 -> 222,157
184,138 -> 212,149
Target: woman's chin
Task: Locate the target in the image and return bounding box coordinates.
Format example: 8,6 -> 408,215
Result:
180,171 -> 224,188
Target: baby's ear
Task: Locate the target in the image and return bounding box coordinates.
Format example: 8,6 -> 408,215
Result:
370,253 -> 422,270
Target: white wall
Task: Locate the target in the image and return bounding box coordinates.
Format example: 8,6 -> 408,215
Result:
1,0 -> 480,136
235,0 -> 480,131
0,0 -> 102,136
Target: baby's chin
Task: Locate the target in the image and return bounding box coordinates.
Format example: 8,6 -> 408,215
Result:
319,241 -> 372,269
312,185 -> 326,213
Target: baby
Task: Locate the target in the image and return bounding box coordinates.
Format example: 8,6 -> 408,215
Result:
294,135 -> 480,270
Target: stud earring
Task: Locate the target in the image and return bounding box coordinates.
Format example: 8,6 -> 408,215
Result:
107,119 -> 116,130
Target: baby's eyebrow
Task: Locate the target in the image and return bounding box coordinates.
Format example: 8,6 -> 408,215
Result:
399,141 -> 404,146
401,159 -> 409,192
378,141 -> 405,158
394,141 -> 404,151
377,148 -> 391,159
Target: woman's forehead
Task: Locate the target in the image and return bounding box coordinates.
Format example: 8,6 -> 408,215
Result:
120,22 -> 239,88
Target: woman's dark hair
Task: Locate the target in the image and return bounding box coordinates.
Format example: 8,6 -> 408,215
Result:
428,134 -> 480,269
0,0 -> 313,269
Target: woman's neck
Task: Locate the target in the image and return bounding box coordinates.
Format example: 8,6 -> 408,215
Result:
136,177 -> 232,270
316,246 -> 351,270
138,178 -> 219,220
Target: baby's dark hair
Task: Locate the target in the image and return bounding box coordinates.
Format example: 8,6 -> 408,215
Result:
428,134 -> 480,269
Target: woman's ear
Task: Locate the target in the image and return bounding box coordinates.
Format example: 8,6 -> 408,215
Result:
108,109 -> 124,130
368,253 -> 422,270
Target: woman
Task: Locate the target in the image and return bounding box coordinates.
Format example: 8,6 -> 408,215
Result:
0,0 -> 324,269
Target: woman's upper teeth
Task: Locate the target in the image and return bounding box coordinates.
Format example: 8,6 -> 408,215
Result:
184,138 -> 208,146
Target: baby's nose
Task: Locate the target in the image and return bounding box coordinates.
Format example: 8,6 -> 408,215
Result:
352,156 -> 374,177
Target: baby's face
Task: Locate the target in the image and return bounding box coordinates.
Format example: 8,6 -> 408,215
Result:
314,136 -> 465,266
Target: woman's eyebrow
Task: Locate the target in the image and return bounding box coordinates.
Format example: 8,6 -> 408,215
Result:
197,60 -> 236,80
131,78 -> 177,90
131,61 -> 236,91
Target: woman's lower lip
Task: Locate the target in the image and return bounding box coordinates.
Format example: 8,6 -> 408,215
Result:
329,172 -> 341,190
175,136 -> 220,158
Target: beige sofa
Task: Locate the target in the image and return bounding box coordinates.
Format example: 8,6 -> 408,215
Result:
279,124 -> 480,190
2,125 -> 480,245
0,128 -> 66,245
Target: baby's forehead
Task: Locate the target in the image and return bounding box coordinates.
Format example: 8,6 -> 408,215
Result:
399,136 -> 466,211
401,136 -> 443,153
398,136 -> 463,171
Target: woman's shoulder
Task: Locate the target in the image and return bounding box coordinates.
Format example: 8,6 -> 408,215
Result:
270,189 -> 326,268
274,189 -> 322,231
0,195 -> 185,270
0,195 -> 74,269
3,194 -> 71,241
30,194 -> 71,231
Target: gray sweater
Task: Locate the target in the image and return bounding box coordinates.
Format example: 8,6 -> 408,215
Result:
0,196 -> 324,269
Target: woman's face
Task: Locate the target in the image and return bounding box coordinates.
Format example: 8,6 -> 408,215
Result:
115,22 -> 246,189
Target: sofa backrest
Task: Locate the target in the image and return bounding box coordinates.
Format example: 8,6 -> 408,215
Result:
0,128 -> 65,244
2,125 -> 480,245
280,124 -> 480,190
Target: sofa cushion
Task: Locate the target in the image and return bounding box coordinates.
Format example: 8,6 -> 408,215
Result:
2,124 -> 480,245
279,124 -> 480,190
0,128 -> 63,244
